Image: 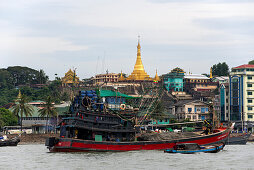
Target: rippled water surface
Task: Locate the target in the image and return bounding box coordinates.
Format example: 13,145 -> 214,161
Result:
1,143 -> 254,170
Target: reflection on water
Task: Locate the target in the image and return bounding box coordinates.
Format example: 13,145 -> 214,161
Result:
0,143 -> 254,170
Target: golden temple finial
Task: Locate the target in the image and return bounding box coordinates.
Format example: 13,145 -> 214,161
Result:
210,67 -> 213,79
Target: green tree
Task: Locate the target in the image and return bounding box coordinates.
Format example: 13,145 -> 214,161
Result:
249,60 -> 254,65
0,69 -> 14,89
212,62 -> 229,76
0,108 -> 18,128
39,96 -> 57,133
37,69 -> 49,84
12,95 -> 34,131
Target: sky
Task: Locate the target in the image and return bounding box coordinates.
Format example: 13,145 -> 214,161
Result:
1,0 -> 254,80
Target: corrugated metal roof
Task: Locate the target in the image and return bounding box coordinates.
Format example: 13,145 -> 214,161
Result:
184,74 -> 210,80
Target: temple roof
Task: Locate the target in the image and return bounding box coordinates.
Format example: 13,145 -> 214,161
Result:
62,69 -> 79,84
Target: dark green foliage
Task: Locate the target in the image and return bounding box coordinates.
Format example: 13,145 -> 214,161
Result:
0,69 -> 14,89
6,66 -> 48,86
48,80 -> 62,104
212,62 -> 229,76
0,108 -> 18,128
0,66 -> 64,106
0,88 -> 19,106
249,60 -> 254,65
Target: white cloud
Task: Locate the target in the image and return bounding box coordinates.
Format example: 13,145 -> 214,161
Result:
0,35 -> 88,54
1,0 -> 254,79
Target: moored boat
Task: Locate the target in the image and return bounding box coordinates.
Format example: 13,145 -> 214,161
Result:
226,132 -> 251,145
45,89 -> 231,152
46,128 -> 230,152
164,143 -> 225,154
0,135 -> 20,147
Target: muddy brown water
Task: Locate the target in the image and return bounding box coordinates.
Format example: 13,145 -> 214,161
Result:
0,143 -> 254,170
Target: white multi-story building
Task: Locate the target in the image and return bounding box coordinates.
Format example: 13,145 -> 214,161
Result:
230,64 -> 254,131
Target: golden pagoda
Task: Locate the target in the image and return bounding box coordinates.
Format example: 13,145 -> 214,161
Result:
126,39 -> 152,81
62,69 -> 80,87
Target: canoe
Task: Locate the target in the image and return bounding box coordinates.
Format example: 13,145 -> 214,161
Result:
164,143 -> 225,154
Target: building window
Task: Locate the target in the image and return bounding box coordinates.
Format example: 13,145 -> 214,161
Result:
248,107 -> 252,110
248,115 -> 253,119
248,76 -> 252,80
248,99 -> 252,103
248,92 -> 252,95
188,108 -> 192,113
247,84 -> 252,87
193,115 -> 197,120
201,108 -> 205,113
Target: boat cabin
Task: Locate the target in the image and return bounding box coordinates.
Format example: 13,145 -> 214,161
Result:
174,143 -> 201,150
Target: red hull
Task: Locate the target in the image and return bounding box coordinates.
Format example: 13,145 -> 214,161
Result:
49,128 -> 230,152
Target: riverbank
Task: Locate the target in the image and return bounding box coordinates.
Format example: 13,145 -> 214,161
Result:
8,134 -> 59,144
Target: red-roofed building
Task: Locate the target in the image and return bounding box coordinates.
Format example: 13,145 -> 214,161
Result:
232,64 -> 254,69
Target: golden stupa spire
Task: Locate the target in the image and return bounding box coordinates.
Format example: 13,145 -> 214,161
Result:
210,67 -> 213,79
119,70 -> 125,81
15,90 -> 22,102
126,36 -> 151,81
154,69 -> 160,82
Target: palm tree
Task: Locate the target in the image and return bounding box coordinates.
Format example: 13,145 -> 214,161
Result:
12,95 -> 33,132
39,96 -> 57,133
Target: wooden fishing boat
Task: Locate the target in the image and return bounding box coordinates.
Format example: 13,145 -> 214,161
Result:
0,136 -> 20,147
164,143 -> 225,154
46,128 -> 230,152
46,90 -> 232,152
226,132 -> 251,145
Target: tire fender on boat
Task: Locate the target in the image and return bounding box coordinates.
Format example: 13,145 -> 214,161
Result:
120,104 -> 126,110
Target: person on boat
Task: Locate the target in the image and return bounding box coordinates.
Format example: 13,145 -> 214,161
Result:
60,122 -> 66,138
202,120 -> 213,135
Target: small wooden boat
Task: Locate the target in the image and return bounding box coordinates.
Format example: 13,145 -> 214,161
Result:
164,143 -> 225,154
0,136 -> 20,147
226,133 -> 251,145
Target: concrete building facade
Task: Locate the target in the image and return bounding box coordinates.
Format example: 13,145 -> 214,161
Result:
230,64 -> 254,131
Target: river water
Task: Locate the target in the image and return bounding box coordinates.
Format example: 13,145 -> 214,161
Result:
1,143 -> 254,170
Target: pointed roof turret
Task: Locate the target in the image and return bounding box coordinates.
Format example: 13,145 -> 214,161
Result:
119,70 -> 125,81
154,69 -> 160,82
